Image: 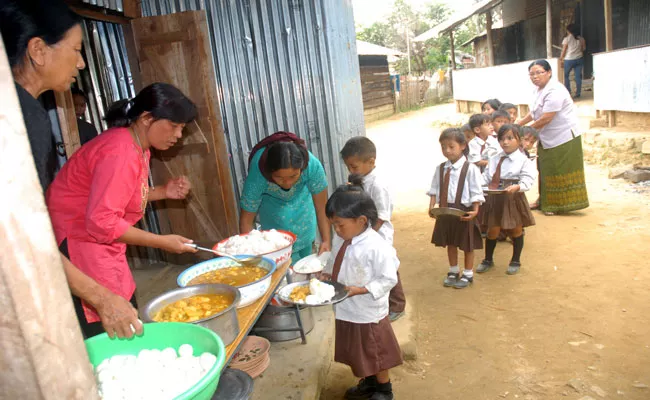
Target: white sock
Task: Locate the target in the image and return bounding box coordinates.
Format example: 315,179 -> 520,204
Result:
449,265 -> 460,273
463,270 -> 474,278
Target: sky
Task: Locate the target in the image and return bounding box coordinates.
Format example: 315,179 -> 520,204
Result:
351,0 -> 477,28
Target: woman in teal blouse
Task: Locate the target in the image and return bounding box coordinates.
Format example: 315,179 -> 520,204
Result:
239,133 -> 331,261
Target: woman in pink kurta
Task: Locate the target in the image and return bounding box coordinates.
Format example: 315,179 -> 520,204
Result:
46,83 -> 198,338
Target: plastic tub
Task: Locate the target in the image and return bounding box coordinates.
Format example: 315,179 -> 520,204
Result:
85,322 -> 226,400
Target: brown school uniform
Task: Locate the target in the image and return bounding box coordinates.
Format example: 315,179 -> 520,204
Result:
330,236 -> 403,378
431,161 -> 483,253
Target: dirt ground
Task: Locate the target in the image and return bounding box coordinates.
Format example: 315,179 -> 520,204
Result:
320,104 -> 650,400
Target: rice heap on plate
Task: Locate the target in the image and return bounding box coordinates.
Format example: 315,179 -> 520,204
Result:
217,229 -> 290,255
305,278 -> 336,305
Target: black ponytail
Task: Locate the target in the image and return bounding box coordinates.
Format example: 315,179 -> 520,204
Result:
104,82 -> 197,128
347,173 -> 364,188
325,184 -> 378,227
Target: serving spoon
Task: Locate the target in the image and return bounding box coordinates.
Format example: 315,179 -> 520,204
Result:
185,243 -> 262,267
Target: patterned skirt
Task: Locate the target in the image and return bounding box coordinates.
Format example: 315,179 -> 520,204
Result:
335,317 -> 403,378
538,136 -> 589,213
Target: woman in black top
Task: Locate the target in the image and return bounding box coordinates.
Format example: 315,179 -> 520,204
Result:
1,0 -> 144,339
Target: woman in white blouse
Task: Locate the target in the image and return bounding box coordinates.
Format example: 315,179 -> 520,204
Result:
560,24 -> 586,98
516,60 -> 589,215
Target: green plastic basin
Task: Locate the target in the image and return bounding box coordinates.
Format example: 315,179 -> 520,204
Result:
85,322 -> 226,399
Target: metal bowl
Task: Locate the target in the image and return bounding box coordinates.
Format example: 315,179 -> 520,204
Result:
429,207 -> 469,219
142,284 -> 240,346
177,255 -> 277,308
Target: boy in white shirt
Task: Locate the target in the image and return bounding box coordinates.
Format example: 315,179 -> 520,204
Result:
467,113 -> 499,171
341,136 -> 405,321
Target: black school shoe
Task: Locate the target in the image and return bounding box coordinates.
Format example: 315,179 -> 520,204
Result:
506,261 -> 521,275
443,272 -> 459,287
369,382 -> 394,400
345,376 -> 378,399
453,274 -> 473,289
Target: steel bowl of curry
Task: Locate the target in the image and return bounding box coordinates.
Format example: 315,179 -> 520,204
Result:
177,255 -> 277,308
142,284 -> 240,346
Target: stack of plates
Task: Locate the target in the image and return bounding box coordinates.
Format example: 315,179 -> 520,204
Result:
229,336 -> 271,379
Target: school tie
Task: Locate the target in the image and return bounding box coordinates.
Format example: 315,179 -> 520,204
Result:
439,166 -> 451,207
331,239 -> 352,282
480,142 -> 486,156
488,156 -> 508,189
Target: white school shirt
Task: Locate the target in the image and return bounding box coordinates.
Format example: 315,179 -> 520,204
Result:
468,135 -> 500,163
482,150 -> 537,192
362,169 -> 394,245
530,80 -> 580,149
427,155 -> 485,207
323,228 -> 399,324
562,34 -> 583,60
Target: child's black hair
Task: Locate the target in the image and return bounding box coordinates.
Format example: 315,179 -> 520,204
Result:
469,113 -> 491,130
481,98 -> 502,112
499,103 -> 517,112
491,110 -> 511,121
439,127 -> 469,156
521,126 -> 539,139
325,183 -> 378,227
497,124 -> 522,141
460,123 -> 471,133
340,136 -> 376,161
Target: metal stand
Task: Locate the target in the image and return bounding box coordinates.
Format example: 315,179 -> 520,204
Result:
251,270 -> 308,344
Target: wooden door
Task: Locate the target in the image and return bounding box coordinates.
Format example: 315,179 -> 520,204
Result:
131,11 -> 238,246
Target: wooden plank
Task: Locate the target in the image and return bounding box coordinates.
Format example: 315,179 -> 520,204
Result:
67,4 -> 131,25
364,104 -> 395,117
359,66 -> 391,74
362,90 -> 394,101
546,0 -> 552,58
54,90 -> 81,158
131,11 -> 239,251
225,261 -> 291,363
0,35 -> 99,400
604,0 -> 613,51
363,97 -> 394,110
486,11 -> 494,66
122,23 -> 143,91
123,0 -> 141,19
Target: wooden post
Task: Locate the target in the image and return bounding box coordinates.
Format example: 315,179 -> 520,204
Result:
54,90 -> 81,158
546,0 -> 553,58
604,0 -> 613,51
449,29 -> 456,96
486,10 -> 495,66
0,37 -> 99,400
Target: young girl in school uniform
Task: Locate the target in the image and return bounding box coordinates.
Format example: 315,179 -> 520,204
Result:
428,128 -> 485,289
477,124 -> 536,275
321,183 -> 401,400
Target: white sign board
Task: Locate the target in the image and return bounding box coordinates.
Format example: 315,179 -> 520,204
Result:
453,58 -> 559,106
593,46 -> 650,112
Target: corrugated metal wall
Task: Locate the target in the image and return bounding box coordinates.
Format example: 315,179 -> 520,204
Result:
140,0 -> 365,200
627,0 -> 650,47
82,0 -> 124,12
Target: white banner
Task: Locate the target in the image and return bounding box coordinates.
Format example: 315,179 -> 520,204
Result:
452,58 -> 560,106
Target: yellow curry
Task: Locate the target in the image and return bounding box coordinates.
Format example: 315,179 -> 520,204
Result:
188,266 -> 267,287
153,294 -> 233,323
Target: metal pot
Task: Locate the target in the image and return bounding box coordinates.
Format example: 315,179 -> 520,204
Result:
253,304 -> 315,342
142,284 -> 240,346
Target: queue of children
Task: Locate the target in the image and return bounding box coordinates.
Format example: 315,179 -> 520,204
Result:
429,98 -> 540,288
318,102 -> 540,398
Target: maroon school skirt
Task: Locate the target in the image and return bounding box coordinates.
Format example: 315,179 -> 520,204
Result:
481,192 -> 536,230
431,205 -> 483,253
335,317 -> 403,378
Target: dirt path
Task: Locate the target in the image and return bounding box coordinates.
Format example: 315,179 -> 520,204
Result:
321,105 -> 650,400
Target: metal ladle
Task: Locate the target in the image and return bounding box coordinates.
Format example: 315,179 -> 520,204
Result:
185,243 -> 263,267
